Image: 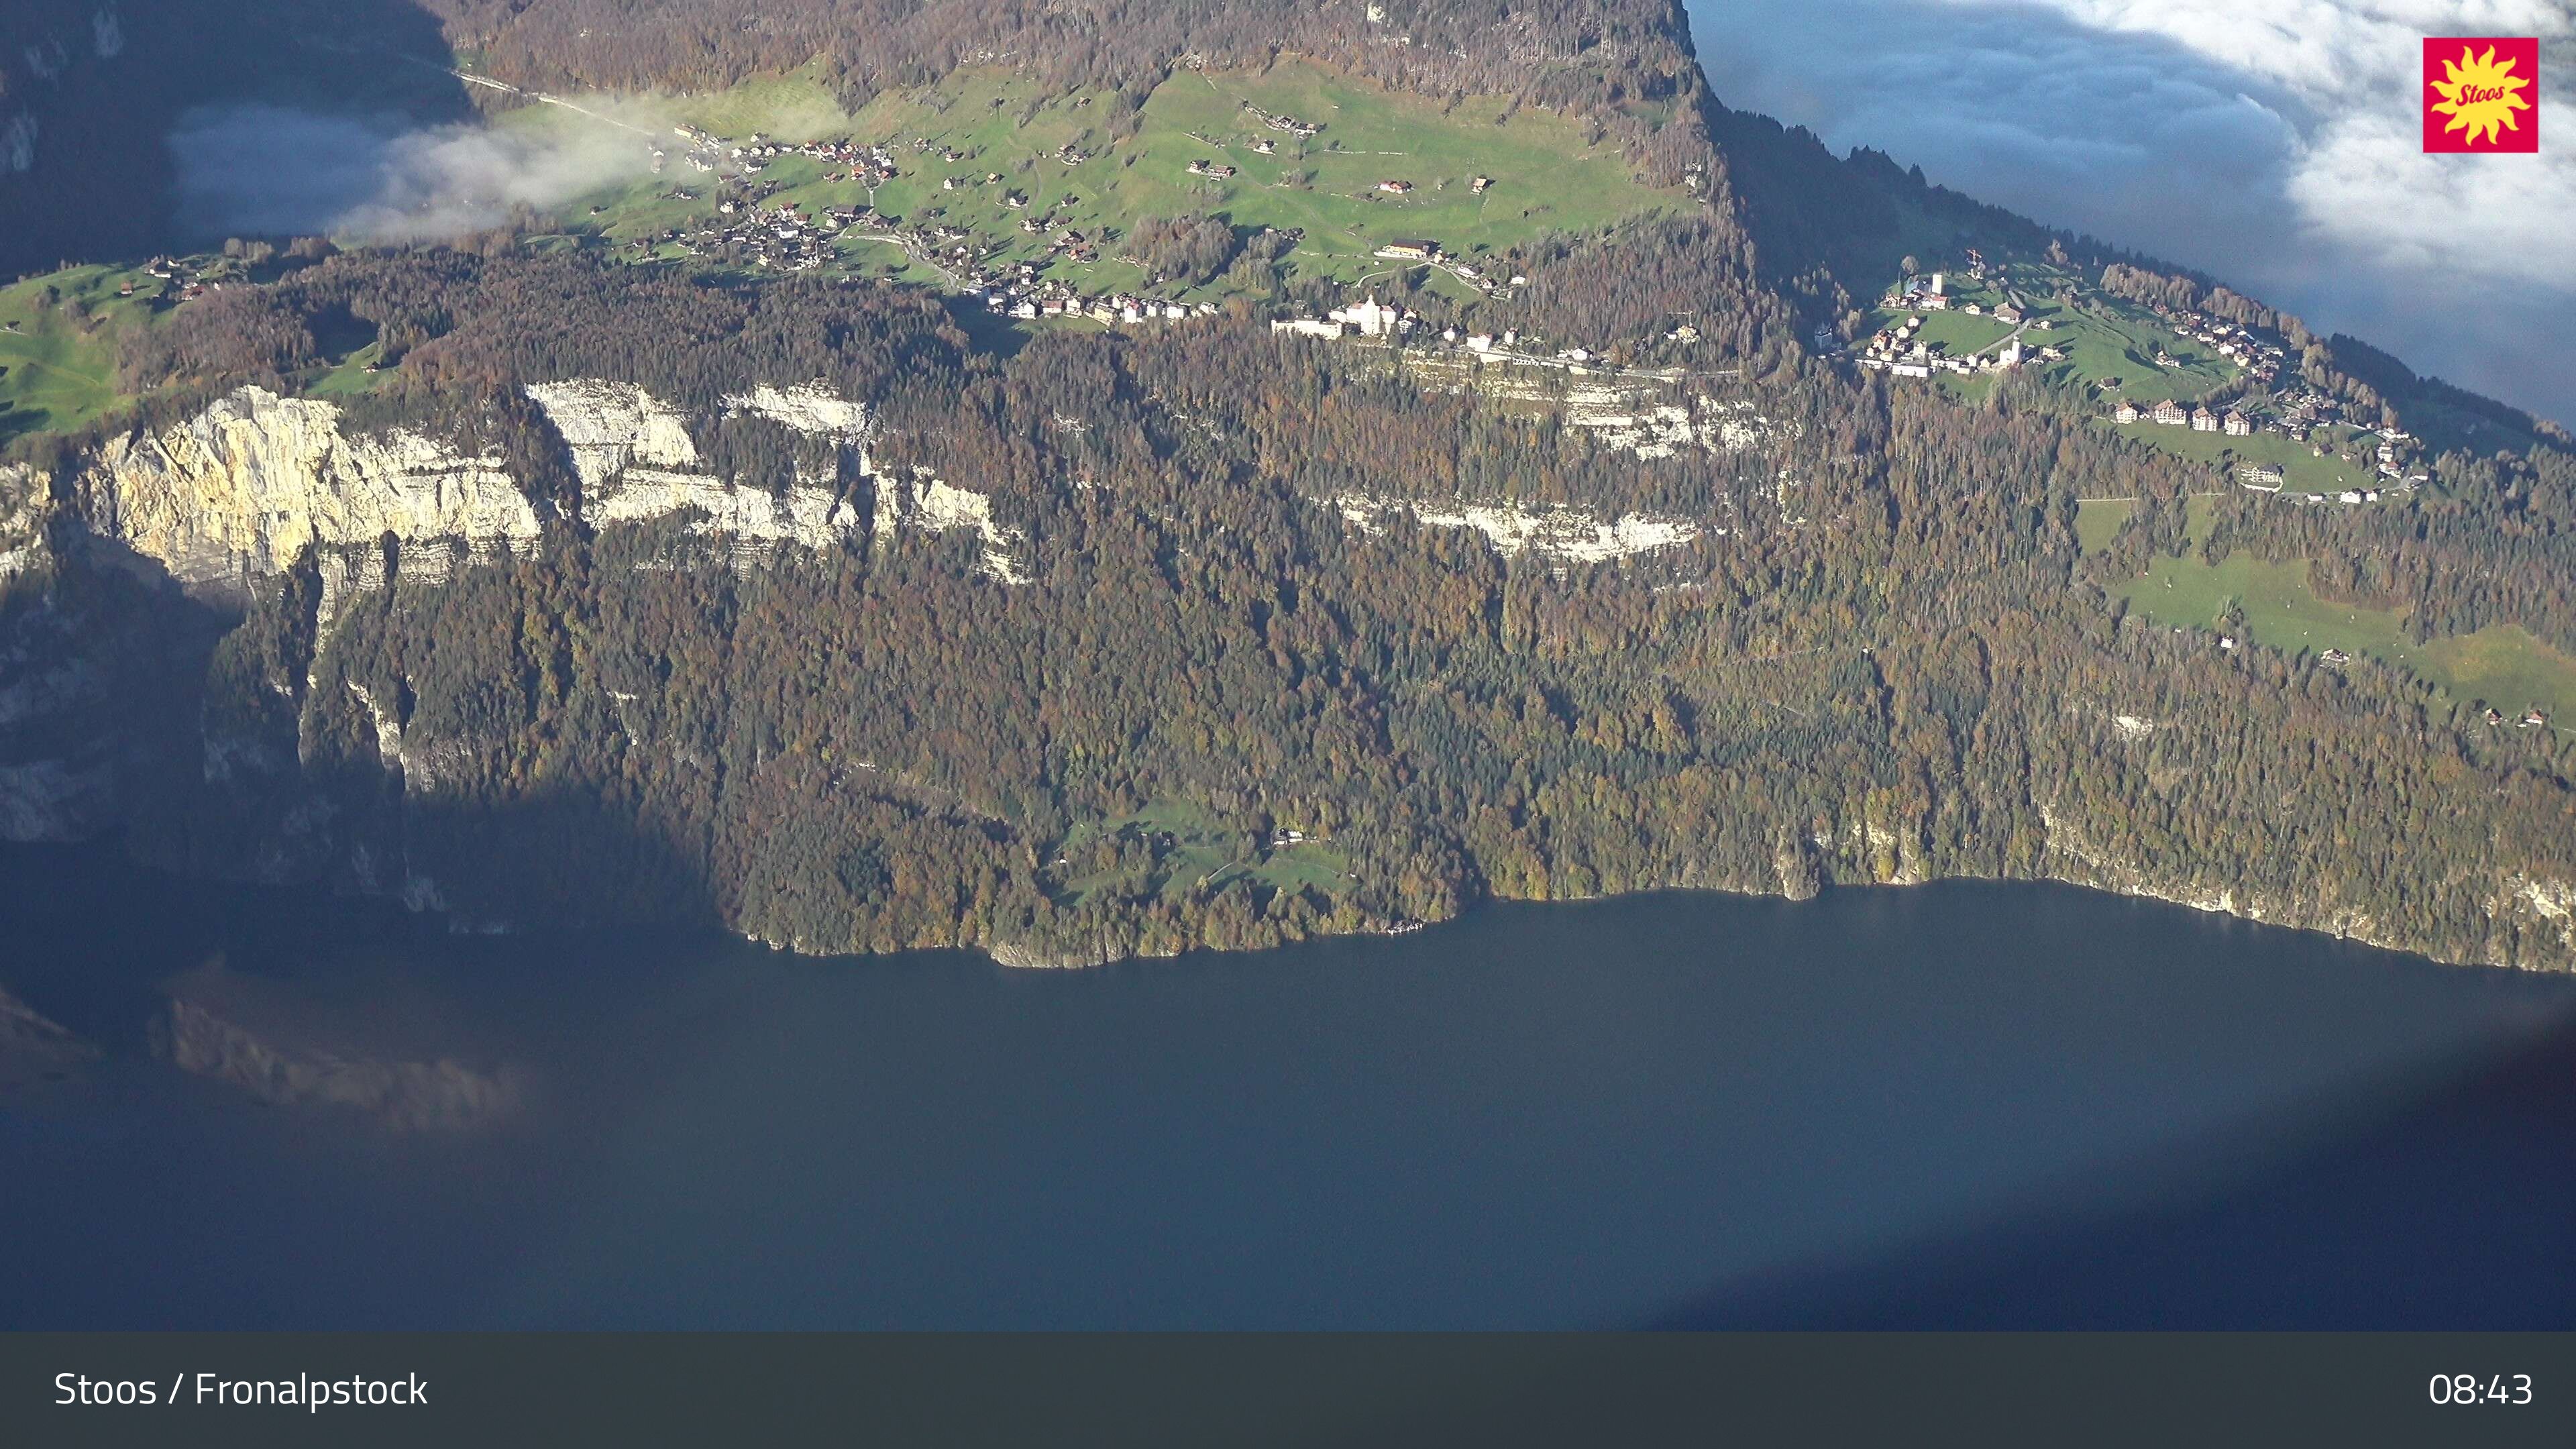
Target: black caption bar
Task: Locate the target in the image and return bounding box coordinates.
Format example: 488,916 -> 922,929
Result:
5,1333 -> 2572,1448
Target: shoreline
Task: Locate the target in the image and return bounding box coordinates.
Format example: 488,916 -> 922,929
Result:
3,834 -> 2564,979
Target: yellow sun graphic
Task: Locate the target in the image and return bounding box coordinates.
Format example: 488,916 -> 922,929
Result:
2428,44 -> 2533,146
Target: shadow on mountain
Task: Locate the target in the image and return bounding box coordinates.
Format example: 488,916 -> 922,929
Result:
1654,1008 -> 2576,1328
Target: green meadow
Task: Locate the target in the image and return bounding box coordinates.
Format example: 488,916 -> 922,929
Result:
2113,550 -> 2576,724
0,266 -> 153,442
1053,796 -> 1353,907
2100,418 -> 2380,495
557,60 -> 1684,298
2072,497 -> 2134,553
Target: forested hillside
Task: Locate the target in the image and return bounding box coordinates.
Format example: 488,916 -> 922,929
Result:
1,0 -> 2570,971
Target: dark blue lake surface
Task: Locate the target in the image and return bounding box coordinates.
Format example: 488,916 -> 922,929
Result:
4,841 -> 2572,1329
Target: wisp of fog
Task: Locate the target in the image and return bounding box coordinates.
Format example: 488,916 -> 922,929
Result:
168,99 -> 667,244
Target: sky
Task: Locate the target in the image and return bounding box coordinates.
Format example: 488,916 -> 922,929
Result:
1684,0 -> 2576,427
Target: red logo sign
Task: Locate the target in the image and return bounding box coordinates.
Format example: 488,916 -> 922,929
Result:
2424,37 -> 2538,152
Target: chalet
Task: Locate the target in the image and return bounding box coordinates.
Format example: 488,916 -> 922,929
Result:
2238,464 -> 2285,490
2524,709 -> 2551,729
1377,179 -> 1413,194
2151,400 -> 2189,425
1253,138 -> 1276,154
2222,411 -> 2253,436
1470,176 -> 1492,193
1994,304 -> 2023,324
2191,407 -> 2220,432
2114,402 -> 2141,424
1373,240 -> 1438,261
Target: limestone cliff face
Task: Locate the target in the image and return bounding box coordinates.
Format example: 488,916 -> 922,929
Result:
0,459 -> 47,584
78,386 -> 541,594
529,378 -> 863,557
64,380 -> 1025,592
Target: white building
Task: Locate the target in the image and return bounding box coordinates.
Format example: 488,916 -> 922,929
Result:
1328,296 -> 1402,337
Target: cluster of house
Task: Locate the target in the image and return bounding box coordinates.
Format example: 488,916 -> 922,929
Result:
2146,303 -> 2288,384
2271,386 -> 2343,437
138,256 -> 218,302
665,125 -> 903,185
1856,309 -> 2059,378
1887,272 -> 2032,323
2368,429 -> 2429,484
1273,296 -> 1627,363
2482,705 -> 2553,729
628,195 -> 881,271
979,288 -> 1223,325
1240,102 -> 1325,138
2113,398 -> 2254,432
1361,239 -> 1526,297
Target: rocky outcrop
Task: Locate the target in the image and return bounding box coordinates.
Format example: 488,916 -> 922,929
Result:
78,386 -> 540,596
1334,492 -> 1700,563
0,460 -> 48,584
882,472 -> 1028,583
53,380 -> 1036,594
2506,875 -> 2576,958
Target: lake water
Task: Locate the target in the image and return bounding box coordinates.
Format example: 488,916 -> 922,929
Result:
4,840 -> 2572,1329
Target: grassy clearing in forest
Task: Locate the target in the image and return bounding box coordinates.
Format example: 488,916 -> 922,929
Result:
1053,796 -> 1353,906
2099,417 -> 2379,496
2073,497 -> 2133,553
2114,550 -> 2576,724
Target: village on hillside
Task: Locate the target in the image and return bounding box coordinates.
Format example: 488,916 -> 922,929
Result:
566,107 -> 1717,376
534,54 -> 1701,361
1821,250 -> 2441,502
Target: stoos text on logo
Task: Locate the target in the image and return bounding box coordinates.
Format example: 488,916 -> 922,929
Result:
2423,37 -> 2538,153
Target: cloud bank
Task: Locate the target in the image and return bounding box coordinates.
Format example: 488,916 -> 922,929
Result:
168,99 -> 669,245
1688,0 -> 2576,426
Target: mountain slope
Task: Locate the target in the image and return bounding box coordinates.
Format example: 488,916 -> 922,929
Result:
0,0 -> 2569,971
